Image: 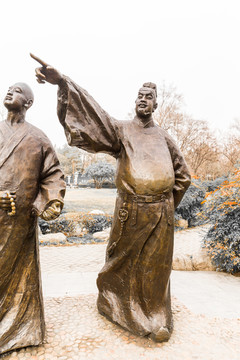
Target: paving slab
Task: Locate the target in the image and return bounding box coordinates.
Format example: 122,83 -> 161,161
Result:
2,294 -> 239,360
41,236 -> 240,319
171,271 -> 240,319
42,269 -> 240,319
1,227 -> 240,360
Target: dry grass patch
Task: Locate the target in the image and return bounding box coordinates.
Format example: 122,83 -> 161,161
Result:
63,188 -> 117,214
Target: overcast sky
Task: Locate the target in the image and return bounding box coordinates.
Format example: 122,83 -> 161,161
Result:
1,0 -> 240,147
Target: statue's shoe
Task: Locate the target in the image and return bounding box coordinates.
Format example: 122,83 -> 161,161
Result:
150,326 -> 171,342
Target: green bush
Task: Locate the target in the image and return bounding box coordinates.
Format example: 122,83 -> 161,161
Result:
202,176 -> 227,192
175,176 -> 228,228
39,212 -> 113,236
175,178 -> 206,227
203,208 -> 240,273
84,162 -> 115,189
82,213 -> 113,233
39,218 -> 75,235
202,169 -> 240,273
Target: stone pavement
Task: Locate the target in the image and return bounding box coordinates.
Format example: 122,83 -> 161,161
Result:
1,227 -> 240,360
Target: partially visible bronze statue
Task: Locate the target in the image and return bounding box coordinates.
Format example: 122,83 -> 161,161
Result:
0,82 -> 66,354
32,54 -> 191,342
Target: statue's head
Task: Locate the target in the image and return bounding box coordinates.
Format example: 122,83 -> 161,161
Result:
135,82 -> 158,118
4,82 -> 34,112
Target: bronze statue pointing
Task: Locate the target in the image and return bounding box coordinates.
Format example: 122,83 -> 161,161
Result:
31,53 -> 191,342
0,82 -> 66,354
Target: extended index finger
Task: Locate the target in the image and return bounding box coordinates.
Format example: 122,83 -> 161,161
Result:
30,53 -> 49,67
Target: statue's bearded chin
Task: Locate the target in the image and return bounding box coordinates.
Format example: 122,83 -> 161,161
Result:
136,107 -> 152,118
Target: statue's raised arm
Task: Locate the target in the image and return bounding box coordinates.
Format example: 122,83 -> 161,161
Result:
30,53 -> 63,85
30,52 -> 121,156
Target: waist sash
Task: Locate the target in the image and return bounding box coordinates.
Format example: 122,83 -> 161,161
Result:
118,191 -> 170,226
118,191 -> 170,203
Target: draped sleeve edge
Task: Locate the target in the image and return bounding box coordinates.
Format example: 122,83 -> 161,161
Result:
57,76 -> 121,157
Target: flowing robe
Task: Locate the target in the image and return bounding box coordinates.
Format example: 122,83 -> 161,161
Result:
57,77 -> 191,337
0,120 -> 65,354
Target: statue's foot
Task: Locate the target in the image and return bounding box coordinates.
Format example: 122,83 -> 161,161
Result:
150,326 -> 171,342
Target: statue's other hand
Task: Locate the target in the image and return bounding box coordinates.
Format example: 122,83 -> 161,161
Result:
40,200 -> 62,221
30,53 -> 63,85
0,191 -> 16,211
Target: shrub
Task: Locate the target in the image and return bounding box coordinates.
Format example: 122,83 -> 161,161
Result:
82,213 -> 113,233
202,176 -> 227,192
203,208 -> 240,273
39,212 -> 113,236
84,162 -> 116,189
175,178 -> 206,227
202,169 -> 240,273
175,176 -> 229,228
202,169 -> 240,221
39,218 -> 76,235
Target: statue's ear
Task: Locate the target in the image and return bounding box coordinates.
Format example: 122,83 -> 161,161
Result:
153,102 -> 158,111
25,99 -> 33,109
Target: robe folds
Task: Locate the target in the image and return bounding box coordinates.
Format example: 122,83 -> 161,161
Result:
57,77 -> 191,338
0,120 -> 65,354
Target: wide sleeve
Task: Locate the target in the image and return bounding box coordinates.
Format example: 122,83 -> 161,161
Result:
57,76 -> 121,157
165,132 -> 191,209
33,139 -> 66,216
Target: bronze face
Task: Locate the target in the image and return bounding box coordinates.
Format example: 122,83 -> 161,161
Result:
4,83 -> 33,111
135,88 -> 157,118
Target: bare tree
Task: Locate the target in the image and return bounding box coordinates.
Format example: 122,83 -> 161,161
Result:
222,135 -> 240,167
154,83 -> 220,178
218,118 -> 240,174
231,118 -> 240,146
185,136 -> 219,176
232,118 -> 240,133
56,144 -> 91,176
56,143 -> 116,177
154,83 -> 184,131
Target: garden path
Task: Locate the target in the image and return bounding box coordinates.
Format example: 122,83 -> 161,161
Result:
3,226 -> 240,360
40,226 -> 240,319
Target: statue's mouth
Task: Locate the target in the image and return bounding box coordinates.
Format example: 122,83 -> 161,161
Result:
138,103 -> 147,108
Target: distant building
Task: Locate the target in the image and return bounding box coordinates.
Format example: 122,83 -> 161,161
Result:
65,172 -> 91,186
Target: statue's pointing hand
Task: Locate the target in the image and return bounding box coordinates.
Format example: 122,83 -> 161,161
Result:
30,53 -> 63,85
